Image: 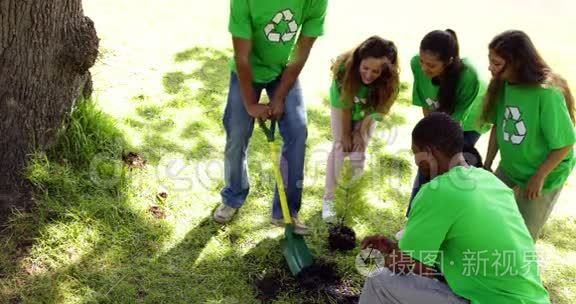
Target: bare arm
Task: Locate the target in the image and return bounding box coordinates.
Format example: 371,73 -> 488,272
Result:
537,146 -> 573,178
361,236 -> 440,279
526,145 -> 573,199
422,108 -> 431,117
269,36 -> 317,119
484,125 -> 499,171
341,108 -> 353,152
232,37 -> 269,119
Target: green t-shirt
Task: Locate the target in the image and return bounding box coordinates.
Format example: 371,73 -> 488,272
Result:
228,0 -> 328,83
411,55 -> 491,134
495,83 -> 576,191
329,79 -> 371,121
400,167 -> 550,304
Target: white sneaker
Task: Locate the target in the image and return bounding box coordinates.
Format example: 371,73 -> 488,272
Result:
213,204 -> 237,223
271,217 -> 310,235
322,199 -> 336,222
395,228 -> 406,241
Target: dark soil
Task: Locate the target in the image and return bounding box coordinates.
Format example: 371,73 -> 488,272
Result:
253,261 -> 361,303
156,192 -> 168,200
149,206 -> 166,219
122,152 -> 146,169
324,279 -> 361,304
254,270 -> 284,302
297,260 -> 341,290
328,225 -> 357,251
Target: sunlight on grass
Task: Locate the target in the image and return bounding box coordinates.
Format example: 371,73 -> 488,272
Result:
5,1 -> 576,299
540,217 -> 576,251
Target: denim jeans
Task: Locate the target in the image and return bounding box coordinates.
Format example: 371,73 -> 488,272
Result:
220,72 -> 307,220
406,131 -> 481,217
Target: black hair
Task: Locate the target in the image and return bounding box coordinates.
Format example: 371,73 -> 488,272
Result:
420,29 -> 463,115
462,144 -> 483,168
412,112 -> 464,157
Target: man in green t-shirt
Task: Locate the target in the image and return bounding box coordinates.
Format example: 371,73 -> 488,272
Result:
214,0 -> 328,235
359,113 -> 550,304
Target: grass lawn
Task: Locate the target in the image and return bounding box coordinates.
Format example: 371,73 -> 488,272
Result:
1,0 -> 576,303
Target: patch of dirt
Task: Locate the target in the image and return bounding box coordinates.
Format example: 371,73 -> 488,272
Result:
149,206 -> 166,219
156,192 -> 168,201
136,289 -> 147,301
122,152 -> 147,169
328,225 -> 357,251
297,260 -> 341,290
16,239 -> 34,251
254,270 -> 283,302
324,279 -> 361,304
253,261 -> 361,303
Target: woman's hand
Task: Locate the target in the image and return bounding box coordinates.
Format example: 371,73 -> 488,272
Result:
341,134 -> 353,153
525,173 -> 545,200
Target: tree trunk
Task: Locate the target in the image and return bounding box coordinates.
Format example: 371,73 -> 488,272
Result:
0,1 -> 99,215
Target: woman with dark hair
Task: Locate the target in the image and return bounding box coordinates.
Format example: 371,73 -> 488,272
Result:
483,30 -> 576,240
322,36 -> 400,220
404,29 -> 489,218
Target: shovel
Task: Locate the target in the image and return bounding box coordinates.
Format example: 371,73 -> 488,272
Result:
258,119 -> 314,276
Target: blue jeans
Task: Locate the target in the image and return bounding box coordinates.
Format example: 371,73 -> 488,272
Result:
405,131 -> 481,217
220,73 -> 307,220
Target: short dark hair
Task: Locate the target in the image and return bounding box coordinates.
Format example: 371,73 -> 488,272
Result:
412,112 -> 464,157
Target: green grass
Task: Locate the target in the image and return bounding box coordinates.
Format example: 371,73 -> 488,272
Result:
0,47 -> 415,303
1,43 -> 576,304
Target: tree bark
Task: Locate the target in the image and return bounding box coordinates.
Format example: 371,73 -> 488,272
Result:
0,0 -> 99,215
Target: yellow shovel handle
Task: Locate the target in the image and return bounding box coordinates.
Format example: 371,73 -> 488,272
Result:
270,141 -> 292,225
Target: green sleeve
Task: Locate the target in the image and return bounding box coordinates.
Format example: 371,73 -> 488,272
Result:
411,56 -> 426,108
399,186 -> 458,267
301,0 -> 328,37
452,66 -> 480,122
541,88 -> 576,149
330,79 -> 351,109
228,0 -> 252,39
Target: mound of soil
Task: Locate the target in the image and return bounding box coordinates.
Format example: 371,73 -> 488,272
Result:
328,225 -> 356,251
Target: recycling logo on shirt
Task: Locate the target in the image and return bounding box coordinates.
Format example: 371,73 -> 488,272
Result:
264,9 -> 299,43
426,98 -> 440,110
502,106 -> 527,145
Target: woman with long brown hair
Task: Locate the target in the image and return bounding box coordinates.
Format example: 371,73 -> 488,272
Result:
322,36 -> 400,220
483,30 -> 576,240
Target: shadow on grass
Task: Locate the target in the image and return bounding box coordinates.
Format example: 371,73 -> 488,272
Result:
0,47 -> 417,303
122,47 -> 233,163
0,99 -> 172,303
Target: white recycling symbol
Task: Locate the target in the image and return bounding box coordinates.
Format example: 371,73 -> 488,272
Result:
264,9 -> 299,43
426,98 -> 440,110
354,96 -> 366,104
502,106 -> 527,145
